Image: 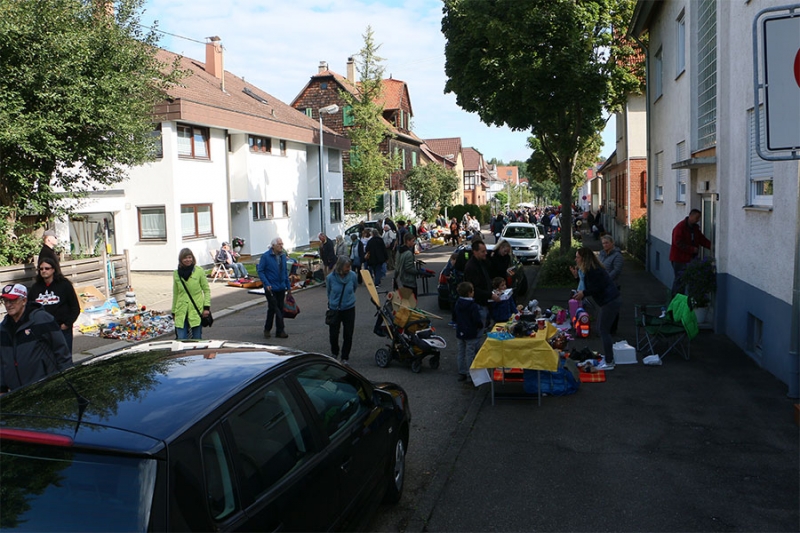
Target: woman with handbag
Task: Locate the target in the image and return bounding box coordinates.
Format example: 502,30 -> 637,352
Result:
172,248 -> 211,340
326,256 -> 358,364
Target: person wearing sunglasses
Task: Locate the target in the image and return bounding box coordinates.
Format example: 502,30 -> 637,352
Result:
1,283 -> 72,394
28,257 -> 81,352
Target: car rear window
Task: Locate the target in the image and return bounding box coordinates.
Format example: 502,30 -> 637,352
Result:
505,227 -> 537,239
0,443 -> 156,532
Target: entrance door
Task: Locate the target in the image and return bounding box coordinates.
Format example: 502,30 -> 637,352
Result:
700,195 -> 716,259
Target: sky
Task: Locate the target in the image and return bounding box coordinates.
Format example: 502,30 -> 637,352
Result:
139,0 -> 615,165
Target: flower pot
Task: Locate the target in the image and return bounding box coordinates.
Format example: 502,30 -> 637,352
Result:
233,246 -> 242,253
694,306 -> 709,324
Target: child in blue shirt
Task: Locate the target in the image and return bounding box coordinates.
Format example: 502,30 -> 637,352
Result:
454,281 -> 483,383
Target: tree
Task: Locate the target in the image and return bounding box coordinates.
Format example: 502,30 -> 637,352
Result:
442,0 -> 641,252
402,164 -> 459,221
341,26 -> 399,215
0,0 -> 183,265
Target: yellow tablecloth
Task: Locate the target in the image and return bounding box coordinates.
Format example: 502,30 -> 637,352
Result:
471,323 -> 560,372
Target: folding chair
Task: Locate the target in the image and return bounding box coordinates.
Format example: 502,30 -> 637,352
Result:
209,250 -> 234,283
634,293 -> 696,361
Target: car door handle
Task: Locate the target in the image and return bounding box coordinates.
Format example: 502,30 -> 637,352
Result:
340,456 -> 352,473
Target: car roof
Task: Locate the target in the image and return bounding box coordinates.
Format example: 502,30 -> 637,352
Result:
0,341 -> 316,452
505,222 -> 535,227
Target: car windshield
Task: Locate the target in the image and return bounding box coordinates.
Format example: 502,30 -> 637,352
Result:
504,227 -> 538,239
0,443 -> 157,532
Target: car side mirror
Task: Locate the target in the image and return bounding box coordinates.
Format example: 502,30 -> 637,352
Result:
373,389 -> 395,409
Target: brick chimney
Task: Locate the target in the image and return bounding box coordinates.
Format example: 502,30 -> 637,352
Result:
205,36 -> 223,80
346,57 -> 355,84
318,61 -> 328,73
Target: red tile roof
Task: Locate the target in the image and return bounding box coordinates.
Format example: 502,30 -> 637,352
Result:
462,147 -> 484,171
424,138 -> 462,161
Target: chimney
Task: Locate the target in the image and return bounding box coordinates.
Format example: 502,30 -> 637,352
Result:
346,57 -> 355,84
318,61 -> 328,74
205,36 -> 224,80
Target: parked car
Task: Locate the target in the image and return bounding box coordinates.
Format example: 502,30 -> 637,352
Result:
0,340 -> 410,532
344,220 -> 382,237
500,222 -> 543,264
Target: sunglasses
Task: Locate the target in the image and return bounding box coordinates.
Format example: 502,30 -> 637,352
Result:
38,266 -> 53,272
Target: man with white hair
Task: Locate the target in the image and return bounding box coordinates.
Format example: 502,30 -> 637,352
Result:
38,229 -> 59,266
382,224 -> 396,270
1,283 -> 72,393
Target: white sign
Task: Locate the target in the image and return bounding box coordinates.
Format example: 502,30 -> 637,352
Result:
763,14 -> 800,150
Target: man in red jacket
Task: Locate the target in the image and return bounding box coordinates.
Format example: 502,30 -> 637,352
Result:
669,209 -> 712,297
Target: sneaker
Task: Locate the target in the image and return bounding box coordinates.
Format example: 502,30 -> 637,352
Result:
457,374 -> 468,382
596,360 -> 615,370
341,359 -> 350,366
448,321 -> 457,328
276,332 -> 288,339
263,330 -> 271,339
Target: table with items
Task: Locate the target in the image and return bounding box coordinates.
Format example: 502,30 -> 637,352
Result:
470,321 -> 561,405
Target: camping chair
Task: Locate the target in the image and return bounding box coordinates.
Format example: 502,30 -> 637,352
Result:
634,293 -> 697,361
210,250 -> 234,283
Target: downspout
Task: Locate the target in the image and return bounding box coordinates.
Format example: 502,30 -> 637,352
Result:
626,101 -> 632,232
630,32 -> 651,272
225,129 -> 232,246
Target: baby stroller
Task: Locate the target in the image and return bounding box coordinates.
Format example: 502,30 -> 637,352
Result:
373,298 -> 446,373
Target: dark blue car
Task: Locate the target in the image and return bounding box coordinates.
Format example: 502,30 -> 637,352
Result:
0,340 -> 410,532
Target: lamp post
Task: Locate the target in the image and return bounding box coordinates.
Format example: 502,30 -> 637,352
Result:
318,104 -> 339,237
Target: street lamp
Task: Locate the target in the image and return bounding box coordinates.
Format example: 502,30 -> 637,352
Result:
318,104 -> 339,236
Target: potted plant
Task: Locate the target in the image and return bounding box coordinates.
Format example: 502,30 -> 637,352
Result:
231,237 -> 245,252
682,256 -> 716,312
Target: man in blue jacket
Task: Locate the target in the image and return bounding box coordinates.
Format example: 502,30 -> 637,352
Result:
258,238 -> 291,339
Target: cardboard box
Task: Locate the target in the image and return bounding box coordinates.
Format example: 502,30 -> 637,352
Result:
613,341 -> 638,365
75,285 -> 106,311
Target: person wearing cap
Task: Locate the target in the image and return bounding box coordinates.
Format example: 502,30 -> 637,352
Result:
216,242 -> 249,279
28,257 -> 81,352
38,229 -> 59,266
1,283 -> 72,394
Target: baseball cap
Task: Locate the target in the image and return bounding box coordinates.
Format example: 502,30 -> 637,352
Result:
1,284 -> 27,300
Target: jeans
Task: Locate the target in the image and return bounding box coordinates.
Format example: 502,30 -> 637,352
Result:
264,289 -> 286,334
457,337 -> 482,376
671,261 -> 688,297
369,263 -> 387,286
230,262 -> 248,278
61,327 -> 74,354
176,317 -> 202,340
598,296 -> 622,362
329,306 -> 356,360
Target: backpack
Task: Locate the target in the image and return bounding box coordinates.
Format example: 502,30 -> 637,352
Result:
523,357 -> 580,396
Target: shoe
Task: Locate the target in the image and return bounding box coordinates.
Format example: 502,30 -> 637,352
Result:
449,321 -> 457,328
596,360 -> 615,370
263,330 -> 271,338
457,374 -> 467,382
341,359 -> 350,366
276,332 -> 288,339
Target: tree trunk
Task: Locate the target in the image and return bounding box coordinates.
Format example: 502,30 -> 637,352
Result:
558,160 -> 574,253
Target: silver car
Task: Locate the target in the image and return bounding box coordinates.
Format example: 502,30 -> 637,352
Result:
500,223 -> 543,264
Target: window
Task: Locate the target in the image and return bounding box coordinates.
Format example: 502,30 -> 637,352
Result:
226,379 -> 313,501
181,204 -> 213,238
747,107 -> 774,207
343,105 -> 354,127
253,201 -> 267,220
138,206 -> 166,241
464,170 -> 477,191
640,170 -> 647,207
150,125 -> 163,159
305,108 -> 313,118
330,200 -> 342,223
327,148 -> 341,172
177,124 -> 210,159
412,151 -> 417,168
320,82 -> 328,89
676,11 -> 686,76
294,364 -> 369,439
696,0 -> 717,149
266,202 -> 274,219
654,151 -> 663,201
279,140 -> 287,156
281,201 -> 289,218
675,141 -> 687,203
202,428 -> 238,520
249,135 -> 271,153
653,47 -> 663,100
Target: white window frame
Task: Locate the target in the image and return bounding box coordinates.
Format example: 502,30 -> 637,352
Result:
747,107 -> 774,207
675,141 -> 687,203
654,151 -> 664,201
676,10 -> 686,76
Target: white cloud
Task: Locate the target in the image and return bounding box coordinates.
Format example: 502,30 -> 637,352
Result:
142,0 -> 608,164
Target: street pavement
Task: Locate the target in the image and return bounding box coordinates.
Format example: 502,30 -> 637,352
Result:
71,233 -> 799,532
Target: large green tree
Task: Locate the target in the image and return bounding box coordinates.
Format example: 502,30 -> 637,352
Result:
0,0 -> 182,265
442,0 -> 641,252
341,26 -> 398,215
402,163 -> 459,221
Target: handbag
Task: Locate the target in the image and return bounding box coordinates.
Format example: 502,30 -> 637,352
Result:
178,274 -> 212,327
325,283 -> 346,326
283,292 -> 300,319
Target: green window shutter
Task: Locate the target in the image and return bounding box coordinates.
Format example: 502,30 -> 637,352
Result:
343,105 -> 354,126
401,149 -> 406,170
305,108 -> 313,117
412,151 -> 417,167
399,110 -> 404,129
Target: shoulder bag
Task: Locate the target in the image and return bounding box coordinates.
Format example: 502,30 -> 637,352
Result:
179,274 -> 213,327
325,283 -> 345,326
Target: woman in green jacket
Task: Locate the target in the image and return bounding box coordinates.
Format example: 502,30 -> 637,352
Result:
172,248 -> 211,339
394,233 -> 418,297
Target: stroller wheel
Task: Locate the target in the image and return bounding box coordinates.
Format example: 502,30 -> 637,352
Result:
375,348 -> 391,368
429,354 -> 440,369
411,359 -> 422,373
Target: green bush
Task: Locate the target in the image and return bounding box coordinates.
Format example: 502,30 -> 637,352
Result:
627,215 -> 647,265
479,204 -> 492,224
537,242 -> 582,287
